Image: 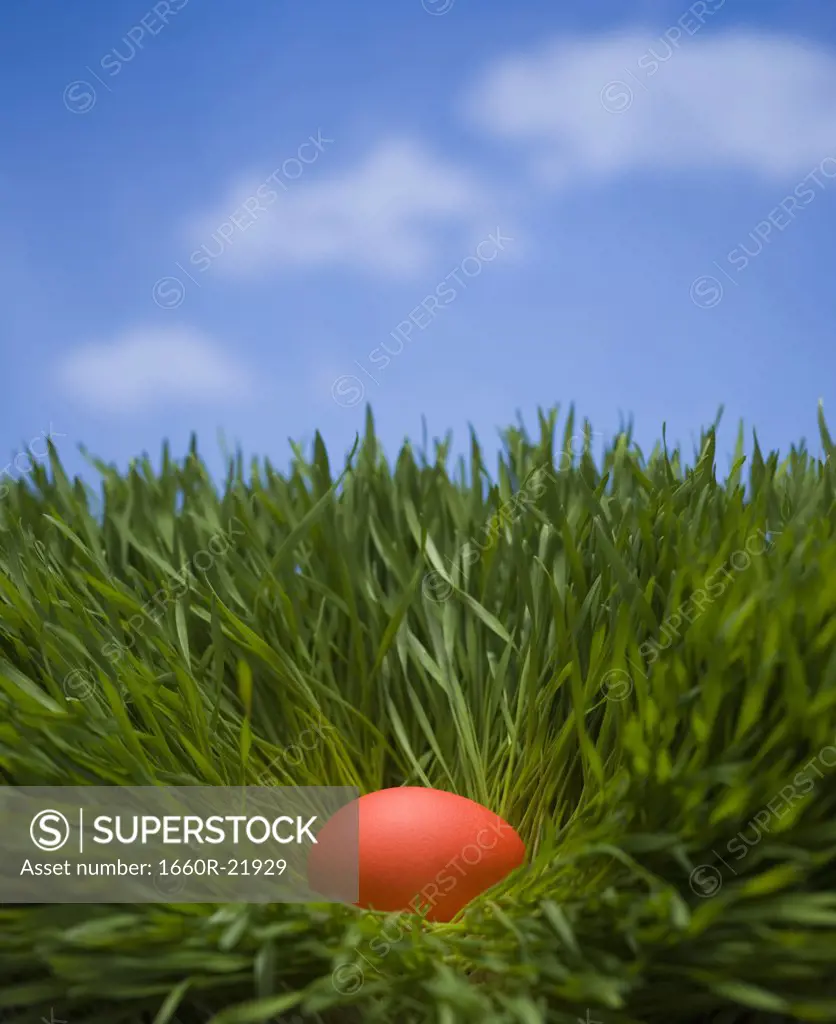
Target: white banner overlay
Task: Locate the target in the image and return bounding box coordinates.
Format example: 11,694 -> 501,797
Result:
0,787 -> 359,903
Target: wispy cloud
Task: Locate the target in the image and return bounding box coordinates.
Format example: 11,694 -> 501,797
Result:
183,138 -> 493,280
55,326 -> 255,414
461,30 -> 836,187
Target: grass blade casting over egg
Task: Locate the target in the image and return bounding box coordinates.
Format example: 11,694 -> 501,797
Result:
1,404 -> 835,1023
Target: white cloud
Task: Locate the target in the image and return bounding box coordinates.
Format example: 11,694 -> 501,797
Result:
56,327 -> 255,414
184,138 -> 493,279
461,31 -> 836,186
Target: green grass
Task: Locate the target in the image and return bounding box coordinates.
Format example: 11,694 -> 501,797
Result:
1,404 -> 836,1023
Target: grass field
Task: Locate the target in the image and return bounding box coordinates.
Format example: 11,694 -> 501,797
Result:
1,405 -> 835,1024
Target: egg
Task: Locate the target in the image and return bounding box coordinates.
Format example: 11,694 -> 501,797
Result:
307,787 -> 525,922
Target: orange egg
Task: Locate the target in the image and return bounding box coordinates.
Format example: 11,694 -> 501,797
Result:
307,787 -> 525,922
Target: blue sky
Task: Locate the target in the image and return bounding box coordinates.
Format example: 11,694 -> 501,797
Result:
2,0 -> 835,494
